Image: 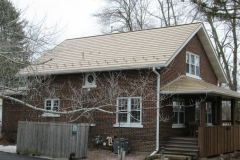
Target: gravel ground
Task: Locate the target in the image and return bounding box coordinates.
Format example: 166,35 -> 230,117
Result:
85,148 -> 148,160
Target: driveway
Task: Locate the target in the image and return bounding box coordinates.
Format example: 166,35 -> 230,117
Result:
0,152 -> 52,160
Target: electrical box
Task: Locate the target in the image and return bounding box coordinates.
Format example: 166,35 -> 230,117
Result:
113,138 -> 130,154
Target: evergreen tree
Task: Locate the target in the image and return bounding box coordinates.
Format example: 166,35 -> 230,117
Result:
0,0 -> 27,88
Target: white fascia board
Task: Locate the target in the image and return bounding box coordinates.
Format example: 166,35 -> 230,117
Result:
165,24 -> 203,67
161,90 -> 240,99
200,24 -> 228,83
20,64 -> 165,76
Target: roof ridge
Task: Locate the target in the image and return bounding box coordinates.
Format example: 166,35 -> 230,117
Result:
66,22 -> 203,41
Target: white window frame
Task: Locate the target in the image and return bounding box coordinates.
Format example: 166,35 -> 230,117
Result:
82,73 -> 97,88
42,99 -> 60,117
114,97 -> 143,128
206,102 -> 212,125
172,99 -> 186,128
186,51 -> 201,79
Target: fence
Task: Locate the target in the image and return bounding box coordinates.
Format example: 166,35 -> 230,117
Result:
17,121 -> 90,158
198,125 -> 240,158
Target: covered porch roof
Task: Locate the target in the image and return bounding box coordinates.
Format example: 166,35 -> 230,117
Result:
160,75 -> 240,100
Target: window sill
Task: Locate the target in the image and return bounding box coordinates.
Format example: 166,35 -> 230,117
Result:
186,73 -> 202,80
113,123 -> 143,128
82,84 -> 97,88
42,113 -> 60,117
172,124 -> 186,128
206,123 -> 213,126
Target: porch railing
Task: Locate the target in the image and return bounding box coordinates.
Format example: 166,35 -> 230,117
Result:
222,120 -> 240,126
198,125 -> 240,158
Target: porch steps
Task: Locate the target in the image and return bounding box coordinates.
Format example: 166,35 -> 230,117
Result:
164,137 -> 198,160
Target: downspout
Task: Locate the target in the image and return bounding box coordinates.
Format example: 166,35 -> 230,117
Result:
150,67 -> 160,156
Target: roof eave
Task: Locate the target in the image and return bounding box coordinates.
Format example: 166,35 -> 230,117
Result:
160,90 -> 240,100
19,64 -> 165,76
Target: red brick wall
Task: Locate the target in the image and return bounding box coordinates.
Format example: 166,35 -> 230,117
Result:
160,34 -> 218,86
2,34 -> 219,152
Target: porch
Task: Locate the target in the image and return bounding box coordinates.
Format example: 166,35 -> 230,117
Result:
160,76 -> 240,159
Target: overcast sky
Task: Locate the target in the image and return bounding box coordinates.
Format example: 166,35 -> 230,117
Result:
11,0 -> 105,43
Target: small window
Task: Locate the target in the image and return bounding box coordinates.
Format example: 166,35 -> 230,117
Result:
172,99 -> 185,126
186,52 -> 200,77
45,99 -> 60,111
206,102 -> 212,124
114,97 -> 143,128
83,73 -> 97,88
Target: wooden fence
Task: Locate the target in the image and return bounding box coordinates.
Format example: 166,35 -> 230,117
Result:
17,121 -> 90,158
198,125 -> 240,158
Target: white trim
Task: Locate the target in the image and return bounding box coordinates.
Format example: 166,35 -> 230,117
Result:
116,97 -> 143,127
166,24 -> 203,66
200,24 -> 228,83
113,123 -> 143,128
172,124 -> 187,128
45,99 -> 60,111
172,99 -> 185,126
42,113 -> 60,117
19,64 -> 165,76
160,90 -> 240,99
83,73 -> 97,88
186,73 -> 202,80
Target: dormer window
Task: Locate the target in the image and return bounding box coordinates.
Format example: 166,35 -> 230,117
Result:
83,73 -> 97,88
186,52 -> 200,77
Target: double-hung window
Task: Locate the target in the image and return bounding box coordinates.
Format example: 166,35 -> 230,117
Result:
42,99 -> 60,117
172,99 -> 185,128
186,52 -> 200,77
114,97 -> 143,128
206,102 -> 212,125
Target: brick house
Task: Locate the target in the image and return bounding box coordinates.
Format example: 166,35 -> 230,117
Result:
2,22 -> 240,158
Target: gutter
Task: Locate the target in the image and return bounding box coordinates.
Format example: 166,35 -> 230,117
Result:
150,67 -> 160,156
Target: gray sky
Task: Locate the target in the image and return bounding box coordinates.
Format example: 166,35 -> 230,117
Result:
11,0 -> 105,43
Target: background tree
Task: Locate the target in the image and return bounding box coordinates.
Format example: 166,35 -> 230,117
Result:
93,0 -> 155,33
191,0 -> 239,91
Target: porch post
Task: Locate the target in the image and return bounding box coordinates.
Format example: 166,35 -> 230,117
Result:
200,101 -> 206,127
231,99 -> 236,125
217,96 -> 222,126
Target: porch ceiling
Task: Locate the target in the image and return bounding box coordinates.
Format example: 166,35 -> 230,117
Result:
160,75 -> 240,100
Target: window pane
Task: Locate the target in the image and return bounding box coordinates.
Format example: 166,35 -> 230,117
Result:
53,107 -> 59,111
186,53 -> 189,63
191,55 -> 195,64
119,112 -> 127,123
186,63 -> 189,73
208,114 -> 212,123
195,56 -> 199,66
196,66 -> 200,76
119,99 -> 128,110
130,111 -> 140,123
179,106 -> 184,112
173,106 -> 178,112
46,100 -> 51,107
191,64 -> 195,75
131,98 -> 140,110
179,112 -> 184,124
173,112 -> 178,124
54,100 -> 59,106
46,107 -> 51,110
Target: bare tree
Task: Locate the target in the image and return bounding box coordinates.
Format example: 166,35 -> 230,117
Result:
190,0 -> 240,91
93,0 -> 155,33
